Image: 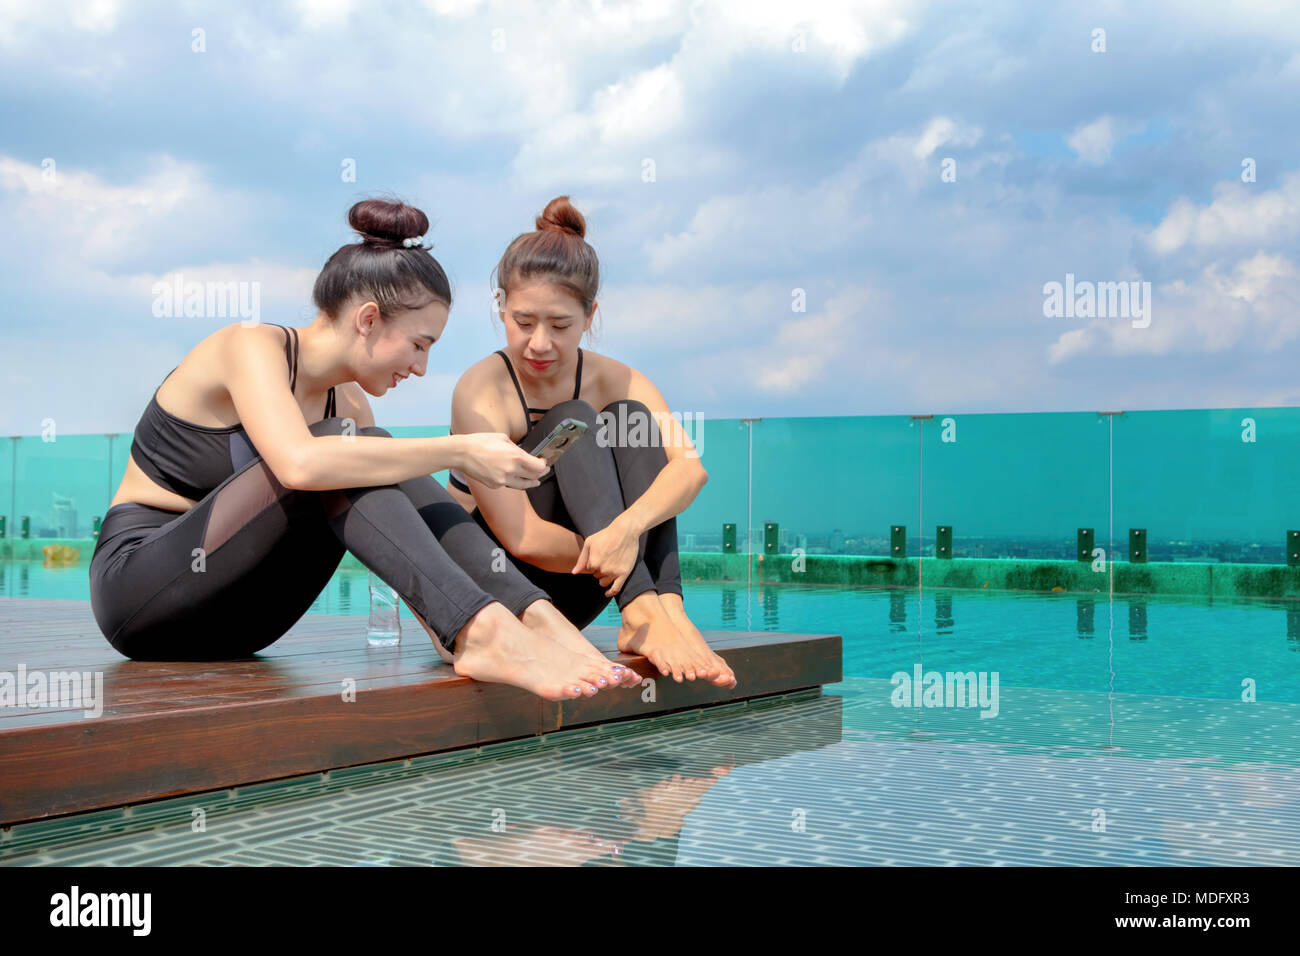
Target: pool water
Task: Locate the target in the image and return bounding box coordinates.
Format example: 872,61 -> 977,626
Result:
4,563 -> 1298,865
2,680 -> 1296,866
604,584 -> 1300,704
3,561 -> 1299,703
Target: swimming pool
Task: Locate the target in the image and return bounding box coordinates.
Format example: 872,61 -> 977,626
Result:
4,560 -> 1299,702
2,566 -> 1297,865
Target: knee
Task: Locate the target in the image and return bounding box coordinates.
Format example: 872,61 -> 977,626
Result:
594,400 -> 666,451
546,399 -> 598,427
600,398 -> 651,416
307,416 -> 349,437
307,417 -> 392,439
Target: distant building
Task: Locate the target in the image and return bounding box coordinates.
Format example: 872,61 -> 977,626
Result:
50,493 -> 78,538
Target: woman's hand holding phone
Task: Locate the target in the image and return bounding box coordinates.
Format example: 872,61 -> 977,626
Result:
456,433 -> 548,489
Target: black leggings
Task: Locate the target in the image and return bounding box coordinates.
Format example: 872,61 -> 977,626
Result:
470,399 -> 683,630
89,419 -> 550,661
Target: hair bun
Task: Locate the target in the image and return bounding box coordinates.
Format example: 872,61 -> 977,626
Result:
348,198 -> 430,246
535,195 -> 586,240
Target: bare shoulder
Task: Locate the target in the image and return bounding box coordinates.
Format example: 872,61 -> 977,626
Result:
453,353 -> 501,390
584,350 -> 654,400
160,323 -> 286,420
212,321 -> 291,383
212,321 -> 287,369
217,321 -> 284,346
451,352 -> 513,433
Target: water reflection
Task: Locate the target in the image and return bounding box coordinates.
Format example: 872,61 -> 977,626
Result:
428,694 -> 843,866
934,593 -> 953,633
721,587 -> 736,626
1129,600 -> 1148,640
8,685 -> 1297,866
889,590 -> 907,632
1077,598 -> 1095,637
340,572 -> 355,614
761,587 -> 778,630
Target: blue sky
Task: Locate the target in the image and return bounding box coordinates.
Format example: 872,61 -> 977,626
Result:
2,0 -> 1298,436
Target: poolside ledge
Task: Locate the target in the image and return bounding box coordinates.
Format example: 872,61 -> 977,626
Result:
0,597 -> 841,827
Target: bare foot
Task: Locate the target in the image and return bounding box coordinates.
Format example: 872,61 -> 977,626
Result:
520,600 -> 640,688
658,593 -> 737,688
617,592 -> 722,684
408,600 -> 610,701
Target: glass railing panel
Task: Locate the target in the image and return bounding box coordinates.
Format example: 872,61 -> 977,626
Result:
12,434 -> 114,540
751,415 -> 921,558
1112,407 -> 1300,564
919,411 -> 1110,562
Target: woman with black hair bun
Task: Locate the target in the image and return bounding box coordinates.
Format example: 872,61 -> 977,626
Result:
446,196 -> 736,688
89,197 -> 640,702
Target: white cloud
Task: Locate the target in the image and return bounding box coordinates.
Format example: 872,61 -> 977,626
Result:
864,115 -> 984,189
421,0 -> 486,17
754,307 -> 851,393
1066,115 -> 1117,164
596,280 -> 881,400
1065,115 -> 1150,164
1145,170 -> 1300,255
0,153 -> 263,271
641,116 -> 988,274
1046,252 -> 1300,363
0,153 -> 320,434
295,0 -> 353,29
898,28 -> 1027,93
704,0 -> 923,81
119,259 -> 319,315
0,0 -> 120,46
510,63 -> 696,189
508,0 -> 925,190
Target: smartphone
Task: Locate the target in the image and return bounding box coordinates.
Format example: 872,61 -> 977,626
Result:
528,418 -> 589,468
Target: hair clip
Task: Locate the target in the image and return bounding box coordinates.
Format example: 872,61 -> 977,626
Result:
402,236 -> 425,249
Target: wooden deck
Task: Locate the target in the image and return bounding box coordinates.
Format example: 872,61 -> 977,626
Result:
0,598 -> 841,826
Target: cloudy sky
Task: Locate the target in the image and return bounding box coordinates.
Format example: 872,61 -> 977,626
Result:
1,0 -> 1297,437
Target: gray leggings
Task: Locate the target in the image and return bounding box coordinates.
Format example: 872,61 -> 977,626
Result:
89,419 -> 549,661
470,399 -> 684,630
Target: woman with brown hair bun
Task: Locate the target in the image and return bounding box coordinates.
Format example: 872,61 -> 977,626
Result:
89,196 -> 639,702
446,196 -> 736,688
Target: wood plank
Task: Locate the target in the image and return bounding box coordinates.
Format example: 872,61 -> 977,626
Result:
0,597 -> 841,825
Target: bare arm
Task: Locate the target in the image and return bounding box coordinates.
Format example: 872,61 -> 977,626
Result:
566,365 -> 707,597
608,366 -> 708,539
296,436 -> 468,491
451,372 -> 583,571
223,330 -> 477,491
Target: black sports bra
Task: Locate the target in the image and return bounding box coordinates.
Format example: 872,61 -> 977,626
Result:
129,325 -> 337,501
447,349 -> 582,494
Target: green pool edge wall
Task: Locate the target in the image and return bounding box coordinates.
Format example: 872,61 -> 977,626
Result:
13,538 -> 1300,601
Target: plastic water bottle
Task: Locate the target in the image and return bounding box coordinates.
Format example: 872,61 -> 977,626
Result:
366,571 -> 401,646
